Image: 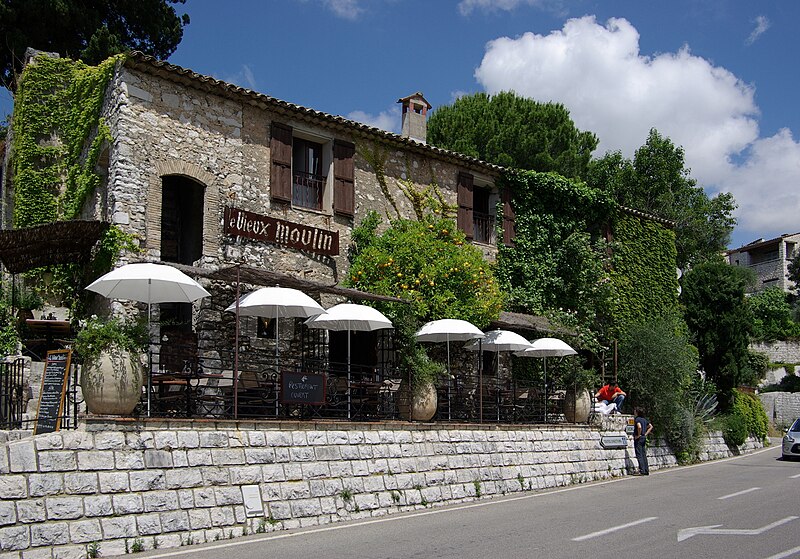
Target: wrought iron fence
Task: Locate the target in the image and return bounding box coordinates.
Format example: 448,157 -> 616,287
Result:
292,171 -> 325,210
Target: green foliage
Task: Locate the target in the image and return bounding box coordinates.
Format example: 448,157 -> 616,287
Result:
749,287 -> 800,341
74,315 -> 148,361
664,404 -> 699,462
743,351 -> 770,387
346,216 -> 503,328
11,53 -> 120,228
683,261 -> 755,408
760,374 -> 800,393
729,390 -> 769,443
587,129 -> 736,268
607,213 -> 680,337
0,301 -> 20,356
0,0 -> 189,91
722,412 -> 748,447
618,317 -> 698,428
496,170 -> 613,350
427,91 -> 598,179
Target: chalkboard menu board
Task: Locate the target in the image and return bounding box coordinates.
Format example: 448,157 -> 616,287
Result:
280,372 -> 325,405
34,350 -> 72,435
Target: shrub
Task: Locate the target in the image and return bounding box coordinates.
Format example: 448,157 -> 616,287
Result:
664,403 -> 698,462
723,413 -> 748,447
761,374 -> 800,393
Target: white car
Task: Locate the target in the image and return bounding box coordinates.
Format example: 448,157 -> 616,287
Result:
782,418 -> 800,460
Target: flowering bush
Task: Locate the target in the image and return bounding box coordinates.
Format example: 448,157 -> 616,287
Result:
347,215 -> 503,327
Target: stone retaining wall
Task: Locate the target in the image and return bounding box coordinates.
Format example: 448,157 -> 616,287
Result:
751,340 -> 800,364
759,392 -> 800,428
0,418 -> 763,558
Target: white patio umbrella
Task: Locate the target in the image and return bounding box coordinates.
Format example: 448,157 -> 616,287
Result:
225,286 -> 326,365
465,330 -> 533,421
515,338 -> 577,422
416,319 -> 484,420
85,262 -> 211,416
305,303 -> 393,418
225,286 -> 326,418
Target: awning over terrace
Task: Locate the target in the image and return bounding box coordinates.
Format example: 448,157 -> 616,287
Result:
0,221 -> 110,274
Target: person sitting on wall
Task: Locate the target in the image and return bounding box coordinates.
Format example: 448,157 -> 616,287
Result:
595,381 -> 626,414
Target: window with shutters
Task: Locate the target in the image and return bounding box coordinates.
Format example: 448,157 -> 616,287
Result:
270,122 -> 355,216
458,171 -> 500,246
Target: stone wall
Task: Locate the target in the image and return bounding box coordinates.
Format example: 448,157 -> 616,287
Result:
758,392 -> 800,428
751,340 -> 800,364
0,418 -> 763,558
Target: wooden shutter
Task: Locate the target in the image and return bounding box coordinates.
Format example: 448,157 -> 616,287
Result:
457,172 -> 474,240
502,187 -> 515,247
333,140 -> 355,217
270,122 -> 292,202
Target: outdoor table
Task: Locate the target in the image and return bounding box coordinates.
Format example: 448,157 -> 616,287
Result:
151,371 -> 224,417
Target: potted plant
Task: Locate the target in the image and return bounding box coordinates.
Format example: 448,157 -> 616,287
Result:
561,363 -> 597,423
74,315 -> 148,415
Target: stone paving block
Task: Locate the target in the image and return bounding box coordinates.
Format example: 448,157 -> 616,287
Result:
62,473 -> 97,495
30,522 -> 69,547
143,449 -> 173,469
136,513 -> 162,535
82,496 -> 112,518
111,494 -> 143,515
93,432 -> 125,450
0,525 -> 30,551
34,435 -> 63,451
192,487 -> 216,508
98,472 -> 129,493
283,463 -> 303,481
36,452 -> 76,473
139,489 -> 178,513
8,442 -> 36,474
20,547 -> 51,559
200,466 -> 229,486
60,432 -> 93,451
0,476 -> 27,499
198,432 -> 228,448
159,510 -> 190,533
165,468 -> 203,489
264,431 -> 290,447
44,497 -> 83,520
177,489 -> 194,509
113,451 -> 145,470
187,449 -> 213,466
209,506 -> 235,527
210,448 -> 245,466
176,431 -> 200,449
100,516 -> 137,539
244,447 -> 275,464
129,470 -> 165,492
213,486 -> 243,506
28,474 -> 63,498
154,431 -> 178,450
76,451 -> 115,471
67,519 -> 101,543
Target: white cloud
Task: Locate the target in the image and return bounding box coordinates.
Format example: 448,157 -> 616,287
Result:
746,15 -> 770,45
347,106 -> 401,134
457,0 -> 559,16
222,64 -> 258,90
473,15 -> 800,241
719,129 -> 800,237
323,0 -> 364,20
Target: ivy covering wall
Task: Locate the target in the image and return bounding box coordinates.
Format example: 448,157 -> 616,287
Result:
497,169 -> 679,348
11,53 -> 120,227
607,212 -> 679,336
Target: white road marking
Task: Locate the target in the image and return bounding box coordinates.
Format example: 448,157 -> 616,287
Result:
572,517 -> 658,542
763,545 -> 800,559
718,487 -> 761,500
678,516 -> 798,542
790,473 -> 800,479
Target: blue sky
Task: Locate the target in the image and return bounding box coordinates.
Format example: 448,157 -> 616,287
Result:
4,0 -> 799,249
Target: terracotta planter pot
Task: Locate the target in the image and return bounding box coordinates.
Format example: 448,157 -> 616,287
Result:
80,345 -> 144,415
563,387 -> 592,423
399,381 -> 438,421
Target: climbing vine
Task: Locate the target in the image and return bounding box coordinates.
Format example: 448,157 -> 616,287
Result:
11,53 -> 122,226
607,212 -> 679,337
10,53 -> 137,309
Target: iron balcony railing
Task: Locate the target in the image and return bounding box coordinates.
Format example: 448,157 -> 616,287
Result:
293,171 -> 325,211
473,212 -> 496,245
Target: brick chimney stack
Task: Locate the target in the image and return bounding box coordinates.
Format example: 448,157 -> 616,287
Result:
397,92 -> 432,143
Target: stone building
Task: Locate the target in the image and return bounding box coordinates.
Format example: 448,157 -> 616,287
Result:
725,232 -> 800,294
1,51 -> 516,405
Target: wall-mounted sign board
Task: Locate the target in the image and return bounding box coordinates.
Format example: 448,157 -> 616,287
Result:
600,435 -> 629,449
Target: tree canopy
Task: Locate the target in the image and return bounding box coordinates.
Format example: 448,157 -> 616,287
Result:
427,91 -> 598,180
587,129 -> 736,269
0,0 -> 189,91
682,260 -> 755,407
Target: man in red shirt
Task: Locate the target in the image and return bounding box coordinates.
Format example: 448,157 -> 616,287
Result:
595,381 -> 626,414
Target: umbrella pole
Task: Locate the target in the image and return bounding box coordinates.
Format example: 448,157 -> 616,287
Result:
347,325 -> 351,420
478,344 -> 483,424
543,357 -> 548,424
275,311 -> 279,417
146,281 -> 152,417
496,353 -> 500,422
233,267 -> 240,420
446,334 -> 451,421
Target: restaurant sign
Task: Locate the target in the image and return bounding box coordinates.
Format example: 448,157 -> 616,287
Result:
224,206 -> 339,257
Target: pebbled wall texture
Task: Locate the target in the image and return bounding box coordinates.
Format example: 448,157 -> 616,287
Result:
0,417 -> 764,558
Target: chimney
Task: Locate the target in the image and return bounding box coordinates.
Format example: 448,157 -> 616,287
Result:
397,92 -> 431,143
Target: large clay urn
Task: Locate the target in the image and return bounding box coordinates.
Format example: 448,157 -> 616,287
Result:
399,381 -> 437,421
80,345 -> 144,415
563,387 -> 592,423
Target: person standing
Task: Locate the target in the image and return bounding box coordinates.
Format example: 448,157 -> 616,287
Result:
595,381 -> 626,414
634,408 -> 653,475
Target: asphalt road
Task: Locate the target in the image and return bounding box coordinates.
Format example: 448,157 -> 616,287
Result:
133,442 -> 799,559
